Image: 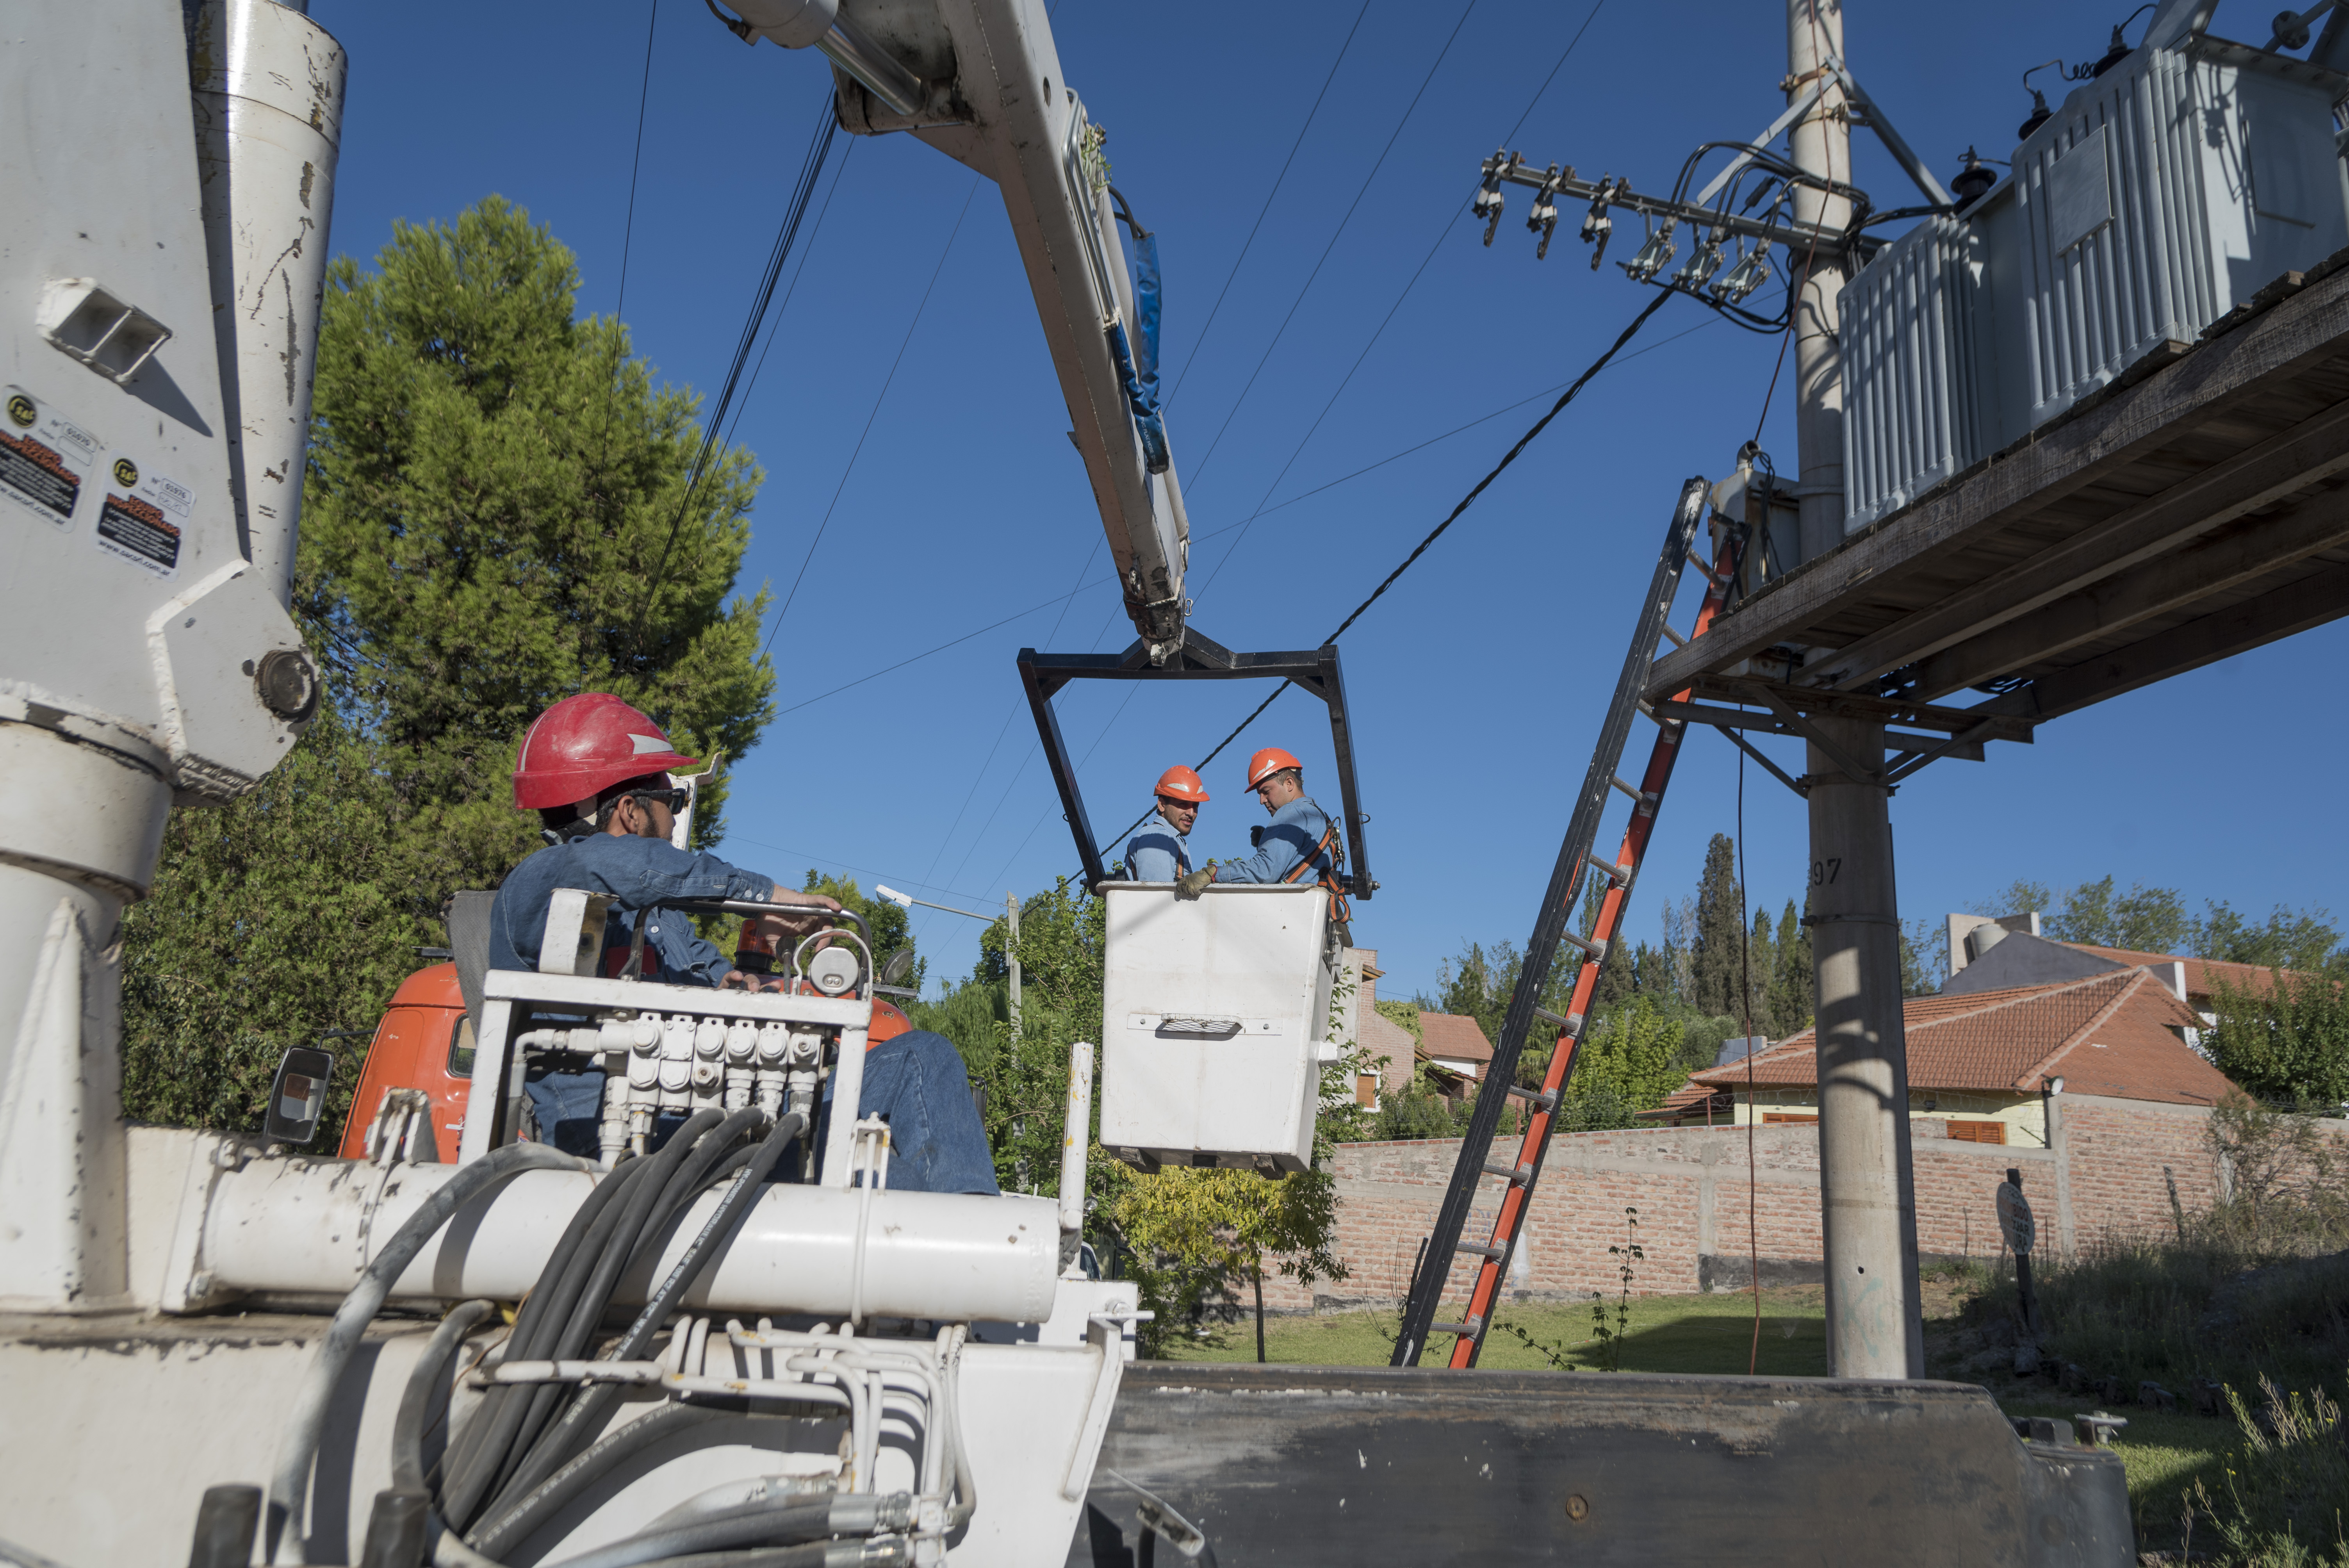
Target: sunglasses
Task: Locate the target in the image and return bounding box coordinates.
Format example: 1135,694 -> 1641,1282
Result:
628,787 -> 689,813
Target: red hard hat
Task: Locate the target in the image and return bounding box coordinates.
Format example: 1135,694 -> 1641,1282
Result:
1155,765 -> 1210,804
1245,746 -> 1304,790
513,693 -> 701,810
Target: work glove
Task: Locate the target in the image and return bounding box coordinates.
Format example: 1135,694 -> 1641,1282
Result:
1175,866 -> 1216,900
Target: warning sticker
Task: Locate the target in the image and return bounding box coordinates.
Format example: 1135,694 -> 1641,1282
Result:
0,385 -> 97,531
95,490 -> 184,577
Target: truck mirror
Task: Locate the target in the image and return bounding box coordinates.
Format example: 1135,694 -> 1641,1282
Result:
881,946 -> 916,985
264,1046 -> 336,1144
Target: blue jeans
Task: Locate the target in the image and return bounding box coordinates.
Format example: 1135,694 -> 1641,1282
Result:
824,1030 -> 1000,1195
525,1031 -> 998,1195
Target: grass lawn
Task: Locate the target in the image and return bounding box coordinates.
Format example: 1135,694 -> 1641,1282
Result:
1159,1286 -> 1830,1376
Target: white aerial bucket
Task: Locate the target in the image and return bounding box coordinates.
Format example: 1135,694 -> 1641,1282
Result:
1096,883 -> 1337,1173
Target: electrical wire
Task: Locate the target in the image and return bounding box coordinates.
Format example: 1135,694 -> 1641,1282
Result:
757,178 -> 984,660
614,0 -> 662,322
1194,0 -> 1614,599
1182,0 -> 1482,492
1091,288 -> 1676,864
1162,0 -> 1373,412
722,139 -> 857,452
745,313 -> 1716,739
627,94 -> 839,654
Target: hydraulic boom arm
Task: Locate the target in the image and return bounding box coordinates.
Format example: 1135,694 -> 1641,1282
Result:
724,0 -> 1192,661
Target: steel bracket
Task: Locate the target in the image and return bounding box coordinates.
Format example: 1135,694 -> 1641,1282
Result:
1017,627 -> 1372,898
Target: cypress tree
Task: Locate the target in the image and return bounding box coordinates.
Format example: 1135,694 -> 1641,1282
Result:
1688,833 -> 1745,1017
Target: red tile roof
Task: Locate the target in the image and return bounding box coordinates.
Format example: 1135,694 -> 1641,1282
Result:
1639,1079 -> 1736,1122
2060,944 -> 2282,1001
1690,970 -> 2235,1107
1416,1010 -> 1493,1074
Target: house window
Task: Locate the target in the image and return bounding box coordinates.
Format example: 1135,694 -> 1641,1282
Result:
1761,1112 -> 1818,1125
1355,1073 -> 1378,1109
1946,1119 -> 2006,1144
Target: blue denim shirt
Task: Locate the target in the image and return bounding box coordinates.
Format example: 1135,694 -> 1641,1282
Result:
488,832 -> 775,986
1212,796 -> 1337,886
1123,813 -> 1191,882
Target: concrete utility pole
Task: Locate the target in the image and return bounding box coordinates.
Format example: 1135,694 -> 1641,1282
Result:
1786,0 -> 1850,565
1789,0 -> 1926,1379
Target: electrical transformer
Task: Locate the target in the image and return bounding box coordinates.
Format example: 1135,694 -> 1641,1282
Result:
1841,29 -> 2349,533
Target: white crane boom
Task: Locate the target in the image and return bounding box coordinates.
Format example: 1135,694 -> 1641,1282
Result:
727,0 -> 1193,661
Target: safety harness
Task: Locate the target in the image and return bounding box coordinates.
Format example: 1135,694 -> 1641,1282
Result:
1272,802 -> 1351,927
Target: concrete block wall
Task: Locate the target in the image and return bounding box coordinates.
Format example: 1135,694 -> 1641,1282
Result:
1253,1092 -> 2342,1313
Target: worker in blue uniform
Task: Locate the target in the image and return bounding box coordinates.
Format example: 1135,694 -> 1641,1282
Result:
1123,764 -> 1210,881
490,693 -> 997,1192
1175,746 -> 1352,943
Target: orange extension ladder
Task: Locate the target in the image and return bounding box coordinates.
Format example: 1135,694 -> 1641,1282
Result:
1391,476 -> 1745,1368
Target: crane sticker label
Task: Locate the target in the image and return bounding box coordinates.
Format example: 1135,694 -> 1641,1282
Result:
93,453 -> 192,579
0,384 -> 97,531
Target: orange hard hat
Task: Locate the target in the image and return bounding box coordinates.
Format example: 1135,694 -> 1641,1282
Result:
1155,765 -> 1210,804
1245,747 -> 1304,790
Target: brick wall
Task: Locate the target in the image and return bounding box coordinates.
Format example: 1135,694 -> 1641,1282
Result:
1254,1091 -> 2336,1313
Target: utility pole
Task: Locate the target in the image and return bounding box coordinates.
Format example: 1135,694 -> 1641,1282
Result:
1786,0 -> 1849,565
1789,0 -> 1925,1380
1006,891 -> 1022,1032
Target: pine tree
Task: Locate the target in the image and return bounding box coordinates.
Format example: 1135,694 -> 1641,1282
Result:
121,197 -> 778,1133
1688,833 -> 1746,1017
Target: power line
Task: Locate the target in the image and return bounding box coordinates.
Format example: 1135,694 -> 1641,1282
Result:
750,316 -> 1713,727
614,0 -> 662,321
627,93 -> 839,651
1162,0 -> 1372,412
757,177 -> 984,661
1092,289 -> 1676,862
902,535 -> 1109,916
1182,0 -> 1481,492
723,139 -> 856,451
1196,0 -> 1612,599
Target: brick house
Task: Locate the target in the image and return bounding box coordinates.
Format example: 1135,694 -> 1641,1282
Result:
1416,1011 -> 1493,1098
1673,967 -> 2233,1145
1266,967 -> 2305,1315
1341,950 -> 1419,1109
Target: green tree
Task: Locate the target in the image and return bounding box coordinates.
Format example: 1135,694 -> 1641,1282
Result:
1557,995 -> 1686,1130
2192,902 -> 2345,974
121,196 -> 776,1131
1688,834 -> 1745,1017
2205,971 -> 2349,1110
1764,898 -> 1812,1035
2045,876 -> 2189,953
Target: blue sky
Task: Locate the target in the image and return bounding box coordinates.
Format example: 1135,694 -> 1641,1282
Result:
309,0 -> 2349,1003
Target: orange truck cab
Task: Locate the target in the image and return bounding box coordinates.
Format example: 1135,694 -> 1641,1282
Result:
337,963 -> 474,1162
338,961 -> 917,1158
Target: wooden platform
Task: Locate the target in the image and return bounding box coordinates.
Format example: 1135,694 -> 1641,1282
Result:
1645,252 -> 2349,729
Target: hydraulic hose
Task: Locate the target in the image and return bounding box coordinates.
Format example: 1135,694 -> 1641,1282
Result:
394,1300 -> 499,1491
266,1141 -> 593,1565
541,1494 -> 913,1568
465,1403 -> 732,1561
454,1156 -> 656,1507
443,1110 -> 722,1530
483,1113 -> 802,1519
437,1157 -> 653,1523
482,1112 -> 766,1518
